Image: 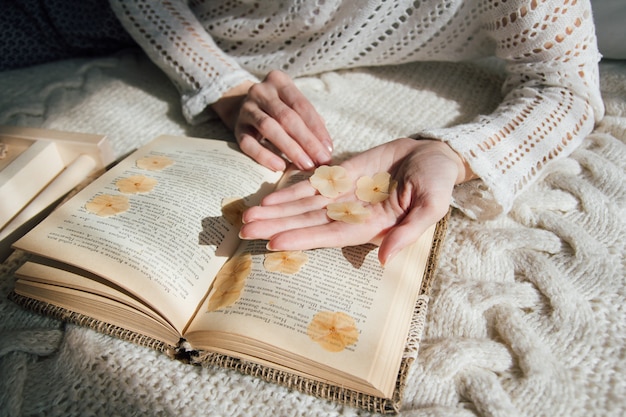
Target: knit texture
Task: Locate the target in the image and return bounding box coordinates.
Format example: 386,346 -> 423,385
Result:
109,0 -> 604,219
0,49 -> 624,416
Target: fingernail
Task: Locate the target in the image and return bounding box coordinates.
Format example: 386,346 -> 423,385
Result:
300,157 -> 315,170
315,150 -> 331,164
270,157 -> 286,172
381,249 -> 397,266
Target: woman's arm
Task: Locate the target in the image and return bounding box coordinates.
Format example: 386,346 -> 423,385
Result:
239,0 -> 605,261
240,138 -> 470,264
109,0 -> 258,125
109,0 -> 333,171
420,0 -> 604,219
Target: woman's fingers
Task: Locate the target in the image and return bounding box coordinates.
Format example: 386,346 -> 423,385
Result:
238,139 -> 461,264
238,71 -> 332,170
243,193 -> 330,223
259,178 -> 320,206
378,204 -> 445,265
265,219 -> 385,252
238,131 -> 288,172
240,98 -> 315,169
270,71 -> 333,154
240,208 -> 331,241
242,194 -> 400,252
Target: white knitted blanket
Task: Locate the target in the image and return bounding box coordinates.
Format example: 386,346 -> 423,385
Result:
0,50 -> 624,417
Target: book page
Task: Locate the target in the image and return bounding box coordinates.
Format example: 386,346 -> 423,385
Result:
14,135 -> 282,333
184,223 -> 436,396
14,261 -> 182,346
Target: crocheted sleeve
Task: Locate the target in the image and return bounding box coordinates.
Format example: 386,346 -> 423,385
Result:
108,0 -> 259,124
419,0 -> 604,219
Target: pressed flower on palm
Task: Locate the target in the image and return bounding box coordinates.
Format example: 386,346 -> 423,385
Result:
207,253 -> 252,312
326,201 -> 371,224
136,155 -> 174,171
116,175 -> 158,194
307,311 -> 359,352
355,171 -> 395,204
309,165 -> 352,198
263,251 -> 308,274
221,197 -> 248,228
85,194 -> 130,217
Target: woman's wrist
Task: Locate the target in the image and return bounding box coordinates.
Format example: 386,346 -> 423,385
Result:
412,137 -> 478,184
456,152 -> 478,184
442,144 -> 478,184
211,80 -> 255,130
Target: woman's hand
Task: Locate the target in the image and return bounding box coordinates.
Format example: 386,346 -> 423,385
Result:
240,138 -> 475,264
211,70 -> 333,172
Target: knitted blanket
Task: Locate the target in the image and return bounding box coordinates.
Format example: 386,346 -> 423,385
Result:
0,49 -> 624,417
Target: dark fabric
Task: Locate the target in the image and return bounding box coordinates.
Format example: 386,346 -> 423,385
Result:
0,0 -> 135,70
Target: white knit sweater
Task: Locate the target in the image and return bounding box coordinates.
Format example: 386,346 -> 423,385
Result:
109,0 -> 604,219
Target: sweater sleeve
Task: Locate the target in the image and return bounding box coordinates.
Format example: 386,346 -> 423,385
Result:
418,0 -> 604,220
108,0 -> 259,124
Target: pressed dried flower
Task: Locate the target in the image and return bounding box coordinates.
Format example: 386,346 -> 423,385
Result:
116,175 -> 158,194
326,201 -> 371,224
355,171 -> 394,204
307,311 -> 359,352
221,197 -> 247,228
309,165 -> 352,198
263,251 -> 308,274
85,194 -> 130,217
136,155 -> 174,171
207,253 -> 252,311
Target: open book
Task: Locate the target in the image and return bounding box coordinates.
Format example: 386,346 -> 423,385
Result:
10,135 -> 447,413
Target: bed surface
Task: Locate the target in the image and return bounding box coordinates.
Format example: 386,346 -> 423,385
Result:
0,49 -> 624,417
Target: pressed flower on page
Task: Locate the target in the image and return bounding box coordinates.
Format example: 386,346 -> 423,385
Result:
263,251 -> 308,274
221,197 -> 248,228
116,175 -> 158,194
207,253 -> 252,312
136,155 -> 174,171
85,194 -> 130,217
309,165 -> 352,198
307,311 -> 359,352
